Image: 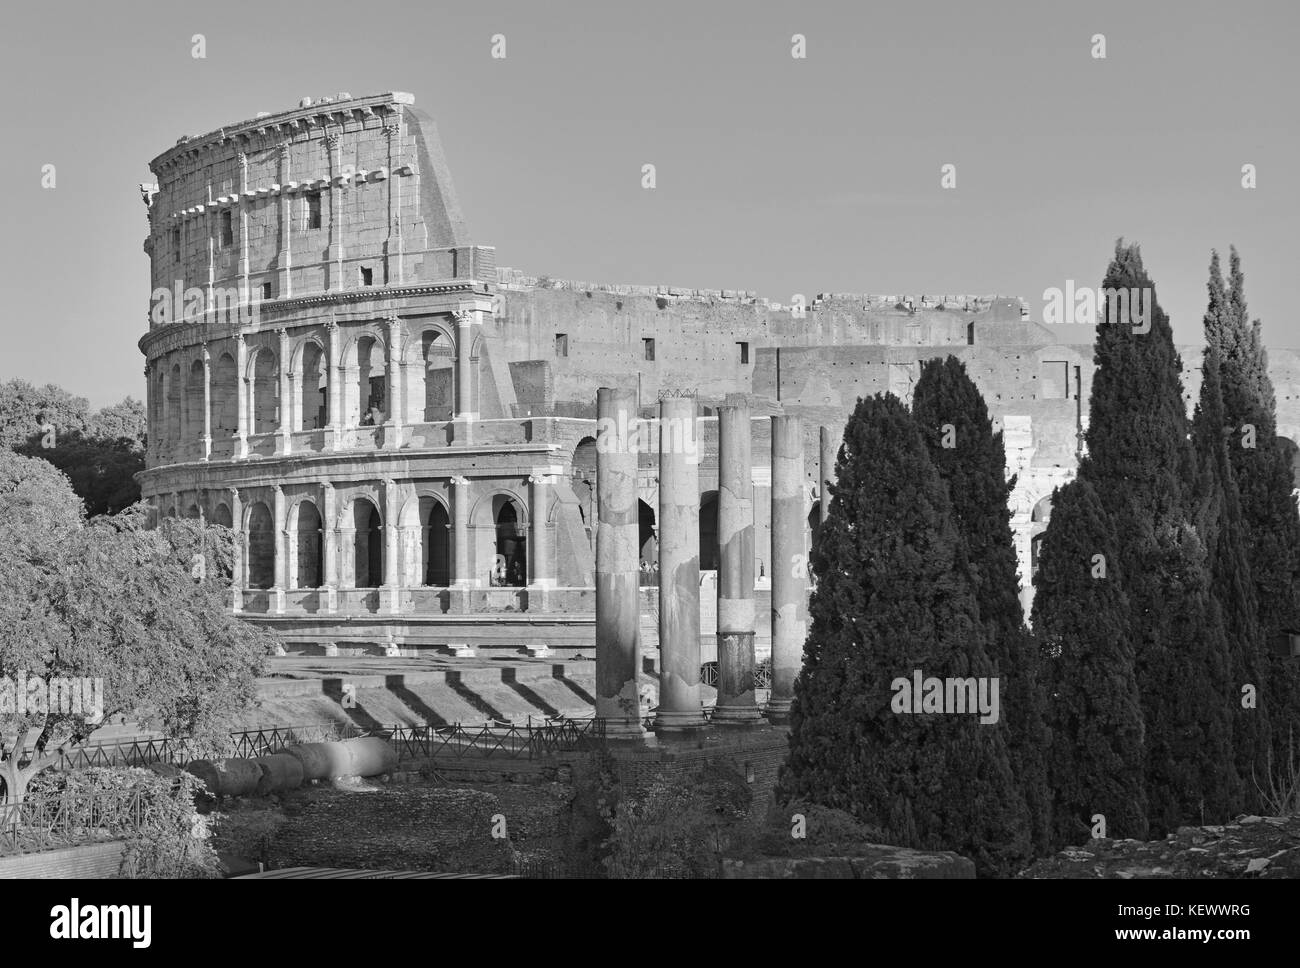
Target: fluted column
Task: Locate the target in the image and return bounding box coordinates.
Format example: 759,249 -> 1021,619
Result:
767,414 -> 807,724
235,334 -> 249,459
655,394 -> 707,731
714,396 -> 761,724
272,484 -> 286,615
201,346 -> 212,461
228,486 -> 243,613
595,388 -> 644,738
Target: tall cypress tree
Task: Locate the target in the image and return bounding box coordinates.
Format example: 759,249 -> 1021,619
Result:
1212,246 -> 1300,786
1031,478 -> 1147,847
1075,240 -> 1237,832
1193,262 -> 1269,809
779,393 -> 1030,877
912,355 -> 1051,856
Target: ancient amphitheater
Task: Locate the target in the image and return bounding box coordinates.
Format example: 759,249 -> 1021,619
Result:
137,90 -> 1300,675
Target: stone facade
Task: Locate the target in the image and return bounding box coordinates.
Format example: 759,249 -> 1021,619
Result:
138,92 -> 1300,653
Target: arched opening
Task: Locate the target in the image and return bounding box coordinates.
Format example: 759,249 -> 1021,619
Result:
493,497 -> 527,587
1030,531 -> 1046,578
356,336 -> 386,427
296,501 -> 323,588
186,360 -> 205,453
212,353 -> 238,438
299,342 -> 327,431
246,502 -> 275,589
808,503 -> 823,548
167,364 -> 183,448
421,497 -> 451,586
1031,495 -> 1053,524
251,348 -> 278,435
211,504 -> 233,528
699,490 -> 719,571
638,499 -> 657,568
571,436 -> 597,537
353,498 -> 383,588
184,504 -> 201,520
411,330 -> 454,422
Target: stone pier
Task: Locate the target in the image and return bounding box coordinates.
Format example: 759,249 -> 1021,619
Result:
819,425 -> 834,530
594,388 -> 645,738
713,395 -> 762,724
654,394 -> 707,731
767,414 -> 807,724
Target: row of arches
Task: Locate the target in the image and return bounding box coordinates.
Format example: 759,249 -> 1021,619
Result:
149,322 -> 473,459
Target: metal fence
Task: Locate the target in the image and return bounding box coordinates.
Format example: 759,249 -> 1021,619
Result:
377,716 -> 606,761
0,788 -> 150,856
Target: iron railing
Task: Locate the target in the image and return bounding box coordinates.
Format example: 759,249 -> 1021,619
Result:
0,788 -> 150,856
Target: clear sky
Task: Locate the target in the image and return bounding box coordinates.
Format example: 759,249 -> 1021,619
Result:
2,0 -> 1296,406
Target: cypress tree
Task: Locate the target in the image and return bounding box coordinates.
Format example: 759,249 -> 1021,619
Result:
1192,261 -> 1269,809
1075,240 -> 1237,832
1213,246 -> 1300,787
779,393 -> 1030,877
912,355 -> 1051,856
1031,478 -> 1147,846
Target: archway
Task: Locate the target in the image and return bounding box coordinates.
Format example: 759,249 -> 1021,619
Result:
353,498 -> 382,588
421,497 -> 451,586
251,348 -> 278,435
409,330 -> 454,422
493,497 -> 527,587
299,342 -> 327,431
356,336 -> 386,427
246,502 -> 275,589
186,360 -> 205,454
167,364 -> 183,448
296,500 -> 323,589
212,353 -> 238,439
571,436 -> 597,535
211,503 -> 233,529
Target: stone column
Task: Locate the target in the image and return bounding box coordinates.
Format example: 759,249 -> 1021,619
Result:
767,414 -> 807,724
324,321 -> 342,451
382,478 -> 401,613
321,482 -> 338,613
384,315 -> 403,449
235,334 -> 249,459
528,472 -> 554,589
276,141 -> 292,298
714,396 -> 762,724
819,425 -> 834,530
655,394 -> 707,731
272,485 -> 286,615
277,328 -> 292,455
384,121 -> 404,285
594,388 -> 644,738
451,475 -> 473,613
228,487 -> 243,613
454,309 -> 476,443
201,346 -> 212,461
237,152 -> 250,304
326,132 -> 344,291
144,364 -> 156,467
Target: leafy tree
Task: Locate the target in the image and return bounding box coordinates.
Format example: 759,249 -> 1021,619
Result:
779,393 -> 1029,877
912,355 -> 1051,855
1032,478 -> 1147,846
0,451 -> 272,804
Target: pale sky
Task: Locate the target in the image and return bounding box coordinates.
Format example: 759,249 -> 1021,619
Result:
2,0 -> 1296,405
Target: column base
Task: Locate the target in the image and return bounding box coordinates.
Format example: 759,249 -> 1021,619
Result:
236,435 -> 249,459
272,588 -> 285,615
764,699 -> 793,725
382,422 -> 403,450
711,703 -> 765,725
653,708 -> 708,732
324,586 -> 338,613
602,718 -> 647,741
380,585 -> 401,614
275,432 -> 291,456
323,426 -> 339,451
450,583 -> 474,615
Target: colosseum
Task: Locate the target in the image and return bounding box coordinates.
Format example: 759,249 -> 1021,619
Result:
137,90 -> 1300,663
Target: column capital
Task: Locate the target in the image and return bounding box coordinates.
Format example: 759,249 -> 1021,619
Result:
227,486 -> 240,500
272,483 -> 283,497
277,141 -> 291,159
453,309 -> 473,327
201,343 -> 211,363
528,474 -> 556,486
450,475 -> 470,486
276,327 -> 289,343
324,319 -> 339,334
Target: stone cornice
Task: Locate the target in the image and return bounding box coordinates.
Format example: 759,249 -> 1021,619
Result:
150,92 -> 414,174
138,280 -> 492,357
